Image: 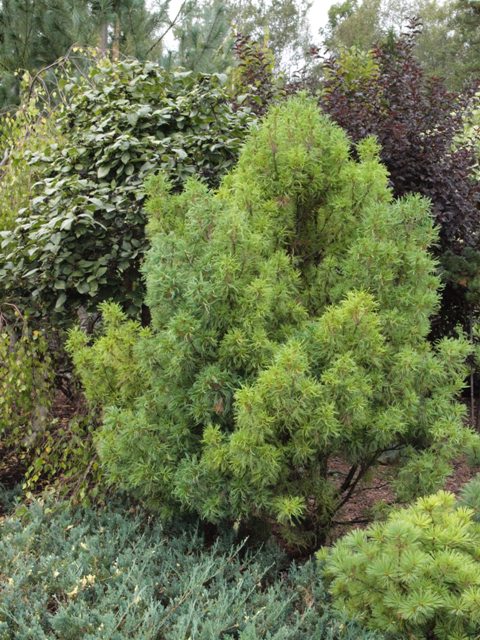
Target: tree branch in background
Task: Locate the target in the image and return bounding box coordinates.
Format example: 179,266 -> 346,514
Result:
145,0 -> 189,57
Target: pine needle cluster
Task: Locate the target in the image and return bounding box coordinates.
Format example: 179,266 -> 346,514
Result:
322,491 -> 480,639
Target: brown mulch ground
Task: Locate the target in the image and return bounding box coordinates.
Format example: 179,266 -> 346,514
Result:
327,454 -> 478,543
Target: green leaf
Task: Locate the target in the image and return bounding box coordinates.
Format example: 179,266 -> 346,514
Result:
126,113 -> 138,126
60,217 -> 74,231
173,148 -> 188,160
97,165 -> 110,179
55,292 -> 67,309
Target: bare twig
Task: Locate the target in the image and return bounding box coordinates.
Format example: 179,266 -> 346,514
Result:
332,517 -> 372,526
145,0 -> 189,57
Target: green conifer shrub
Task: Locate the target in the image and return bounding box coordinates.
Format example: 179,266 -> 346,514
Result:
66,302 -> 150,410
459,474 -> 480,522
72,96 -> 478,546
321,491 -> 480,639
0,497 -> 381,640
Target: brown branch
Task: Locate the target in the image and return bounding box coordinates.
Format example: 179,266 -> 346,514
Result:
145,0 -> 189,57
335,466 -> 366,512
332,517 -> 372,526
340,463 -> 358,492
335,452 -> 380,513
26,44 -> 99,107
355,482 -> 390,493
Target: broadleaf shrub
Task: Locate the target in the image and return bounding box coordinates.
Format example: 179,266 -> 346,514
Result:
0,497 -> 381,640
0,55 -> 254,322
0,309 -> 53,442
22,413 -> 104,506
0,307 -> 101,505
72,96 -> 478,546
320,27 -> 480,254
319,27 -> 480,334
230,33 -> 283,116
322,491 -> 480,639
0,95 -> 55,232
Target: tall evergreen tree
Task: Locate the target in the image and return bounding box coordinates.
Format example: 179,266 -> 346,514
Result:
166,0 -> 232,73
89,0 -> 169,60
165,0 -> 313,75
0,0 -> 170,108
0,0 -> 90,106
448,0 -> 480,87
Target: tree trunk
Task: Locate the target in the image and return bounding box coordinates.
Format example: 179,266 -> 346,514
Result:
98,21 -> 109,56
112,13 -> 121,60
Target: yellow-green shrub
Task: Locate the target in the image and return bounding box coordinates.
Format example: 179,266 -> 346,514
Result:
0,315 -> 53,442
322,491 -> 480,639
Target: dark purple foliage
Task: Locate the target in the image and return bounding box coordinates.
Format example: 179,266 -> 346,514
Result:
318,23 -> 480,333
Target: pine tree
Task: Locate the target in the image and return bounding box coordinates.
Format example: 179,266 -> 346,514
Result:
165,0 -> 313,75
0,0 -> 169,108
0,0 -> 90,106
71,96 -> 478,546
166,0 -> 233,73
89,0 -> 169,60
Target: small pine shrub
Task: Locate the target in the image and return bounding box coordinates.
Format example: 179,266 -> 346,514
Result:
66,302 -> 150,410
0,497 -> 381,640
72,96 -> 478,546
321,491 -> 480,639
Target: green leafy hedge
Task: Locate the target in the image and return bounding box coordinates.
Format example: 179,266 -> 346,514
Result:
0,497 -> 381,640
0,56 -> 254,322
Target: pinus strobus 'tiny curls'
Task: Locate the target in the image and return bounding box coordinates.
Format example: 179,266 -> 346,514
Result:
70,96 -> 479,547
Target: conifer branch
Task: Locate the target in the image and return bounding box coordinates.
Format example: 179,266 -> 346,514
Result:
145,0 -> 189,57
